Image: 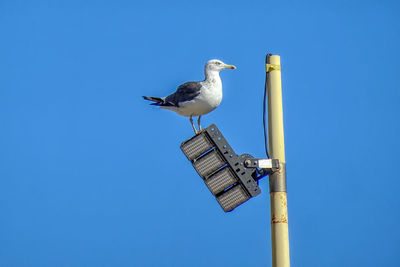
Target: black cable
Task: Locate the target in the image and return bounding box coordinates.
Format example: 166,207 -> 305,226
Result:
263,54 -> 271,159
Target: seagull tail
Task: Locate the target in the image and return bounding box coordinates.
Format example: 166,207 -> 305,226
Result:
142,96 -> 174,107
142,96 -> 163,106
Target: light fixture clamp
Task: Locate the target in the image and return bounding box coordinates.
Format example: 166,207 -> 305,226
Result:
244,158 -> 279,172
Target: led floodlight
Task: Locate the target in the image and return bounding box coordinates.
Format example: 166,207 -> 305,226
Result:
181,124 -> 266,212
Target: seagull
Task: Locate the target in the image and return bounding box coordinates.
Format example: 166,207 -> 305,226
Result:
143,59 -> 236,134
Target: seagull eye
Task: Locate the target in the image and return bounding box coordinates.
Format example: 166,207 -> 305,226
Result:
215,62 -> 221,65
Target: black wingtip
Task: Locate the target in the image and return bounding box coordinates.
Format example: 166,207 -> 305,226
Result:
143,96 -> 157,102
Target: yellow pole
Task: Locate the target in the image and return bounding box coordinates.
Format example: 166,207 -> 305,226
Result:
266,54 -> 290,267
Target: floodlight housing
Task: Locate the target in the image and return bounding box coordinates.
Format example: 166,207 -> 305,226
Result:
181,124 -> 263,212
193,149 -> 225,177
205,167 -> 237,195
180,133 -> 213,161
217,184 -> 250,212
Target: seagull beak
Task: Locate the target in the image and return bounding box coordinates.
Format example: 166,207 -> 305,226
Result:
224,64 -> 236,69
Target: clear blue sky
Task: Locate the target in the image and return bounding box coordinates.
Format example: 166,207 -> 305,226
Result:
1,0 -> 399,266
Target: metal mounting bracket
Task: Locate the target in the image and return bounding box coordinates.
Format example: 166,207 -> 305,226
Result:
244,158 -> 279,172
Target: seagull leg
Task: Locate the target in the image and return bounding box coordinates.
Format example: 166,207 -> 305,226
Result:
190,116 -> 198,134
197,116 -> 202,131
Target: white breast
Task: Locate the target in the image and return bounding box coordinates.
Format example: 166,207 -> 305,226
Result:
162,70 -> 224,117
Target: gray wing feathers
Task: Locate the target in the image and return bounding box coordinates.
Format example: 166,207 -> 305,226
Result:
165,82 -> 202,107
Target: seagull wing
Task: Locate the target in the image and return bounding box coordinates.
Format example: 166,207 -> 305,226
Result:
165,82 -> 202,107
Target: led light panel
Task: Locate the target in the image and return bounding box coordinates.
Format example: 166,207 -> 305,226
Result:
181,133 -> 214,161
205,167 -> 237,195
216,185 -> 250,212
193,149 -> 225,178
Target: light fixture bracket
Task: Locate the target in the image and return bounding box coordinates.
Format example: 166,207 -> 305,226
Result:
244,158 -> 279,172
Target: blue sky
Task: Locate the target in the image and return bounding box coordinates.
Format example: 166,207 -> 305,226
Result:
1,0 -> 399,266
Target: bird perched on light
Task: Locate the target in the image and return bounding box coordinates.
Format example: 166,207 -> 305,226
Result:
143,59 -> 236,134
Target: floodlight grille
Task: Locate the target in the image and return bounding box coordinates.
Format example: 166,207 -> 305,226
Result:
193,150 -> 225,178
181,133 -> 213,161
205,167 -> 237,195
217,185 -> 250,212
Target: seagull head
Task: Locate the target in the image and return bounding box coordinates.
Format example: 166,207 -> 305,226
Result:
205,59 -> 236,72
